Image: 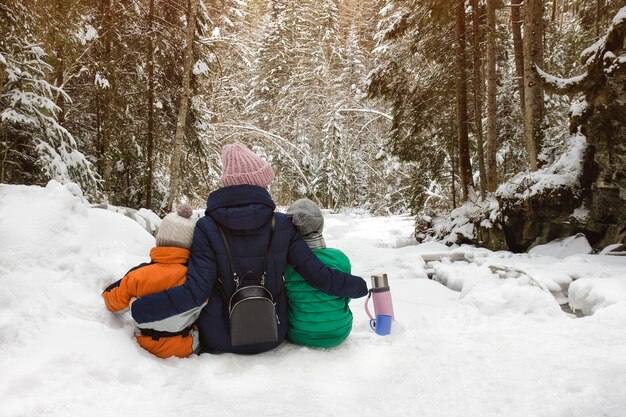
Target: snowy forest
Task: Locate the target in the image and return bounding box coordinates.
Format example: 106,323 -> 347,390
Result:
3,2 -> 626,416
1,0 -> 626,243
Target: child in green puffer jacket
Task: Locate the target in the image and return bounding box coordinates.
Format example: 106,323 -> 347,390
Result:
284,198 -> 353,348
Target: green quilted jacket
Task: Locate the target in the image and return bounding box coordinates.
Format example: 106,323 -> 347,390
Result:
284,248 -> 353,348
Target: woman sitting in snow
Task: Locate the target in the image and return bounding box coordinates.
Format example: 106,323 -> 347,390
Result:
102,204 -> 200,358
285,198 -> 355,348
129,141 -> 368,354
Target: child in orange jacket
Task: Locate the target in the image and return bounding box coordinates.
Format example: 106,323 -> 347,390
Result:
103,204 -> 202,358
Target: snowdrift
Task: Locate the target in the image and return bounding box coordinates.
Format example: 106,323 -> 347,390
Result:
1,182 -> 626,417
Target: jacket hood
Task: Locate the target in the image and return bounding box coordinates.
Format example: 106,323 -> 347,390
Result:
205,185 -> 276,231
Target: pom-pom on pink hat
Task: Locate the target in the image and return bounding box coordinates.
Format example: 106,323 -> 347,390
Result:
220,141 -> 274,188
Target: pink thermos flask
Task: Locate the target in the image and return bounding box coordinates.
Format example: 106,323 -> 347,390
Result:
365,273 -> 395,320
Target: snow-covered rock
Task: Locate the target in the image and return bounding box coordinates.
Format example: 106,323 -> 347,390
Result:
496,132 -> 587,201
418,196 -> 501,246
569,278 -> 626,315
433,262 -> 562,315
528,234 -> 593,258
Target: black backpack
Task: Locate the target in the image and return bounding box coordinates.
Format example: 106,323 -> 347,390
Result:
216,215 -> 280,347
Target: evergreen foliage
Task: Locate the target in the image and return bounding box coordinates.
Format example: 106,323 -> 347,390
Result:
1,0 -> 620,217
0,1 -> 97,192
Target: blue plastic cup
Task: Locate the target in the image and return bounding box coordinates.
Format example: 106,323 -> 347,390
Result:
369,314 -> 392,336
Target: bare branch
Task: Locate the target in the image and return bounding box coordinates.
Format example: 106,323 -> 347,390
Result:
336,108 -> 393,120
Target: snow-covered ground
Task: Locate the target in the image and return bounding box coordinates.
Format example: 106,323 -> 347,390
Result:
2,181 -> 626,417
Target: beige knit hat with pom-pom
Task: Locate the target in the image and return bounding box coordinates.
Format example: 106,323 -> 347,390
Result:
156,203 -> 198,249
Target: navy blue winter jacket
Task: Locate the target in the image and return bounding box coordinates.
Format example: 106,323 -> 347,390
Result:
131,185 -> 368,354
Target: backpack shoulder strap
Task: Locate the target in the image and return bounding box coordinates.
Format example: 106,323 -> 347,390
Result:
261,214 -> 277,285
215,213 -> 276,289
216,223 -> 239,287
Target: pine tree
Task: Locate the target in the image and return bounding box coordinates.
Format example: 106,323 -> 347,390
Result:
0,1 -> 97,192
522,0 -> 545,170
470,0 -> 487,198
314,109 -> 346,210
248,1 -> 293,130
369,0 -> 464,210
455,0 -> 474,200
485,0 -> 498,191
167,0 -> 199,211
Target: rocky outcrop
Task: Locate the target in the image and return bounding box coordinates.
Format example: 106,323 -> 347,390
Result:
497,8 -> 626,252
497,187 -> 583,252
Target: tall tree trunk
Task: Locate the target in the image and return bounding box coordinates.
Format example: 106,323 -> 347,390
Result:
96,92 -> 102,175
1,55 -> 6,181
146,0 -> 155,209
486,0 -> 498,191
1,138 -> 8,184
595,0 -> 606,37
54,0 -> 65,126
455,0 -> 474,201
166,0 -> 198,211
511,0 -> 525,116
0,56 -> 5,97
103,2 -> 112,187
97,0 -> 113,188
451,140 -> 457,209
55,44 -> 65,125
471,0 -> 486,199
522,0 -> 545,171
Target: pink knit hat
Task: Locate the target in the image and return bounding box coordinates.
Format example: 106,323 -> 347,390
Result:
220,141 -> 275,188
